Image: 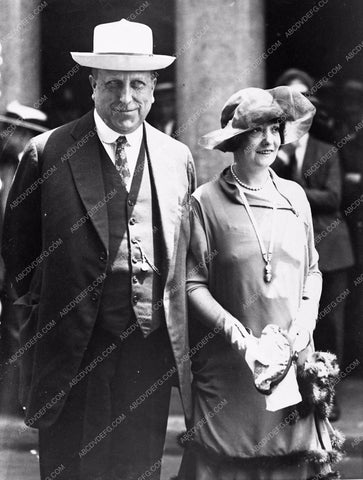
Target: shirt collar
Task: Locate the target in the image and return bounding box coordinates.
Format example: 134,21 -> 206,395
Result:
94,109 -> 143,146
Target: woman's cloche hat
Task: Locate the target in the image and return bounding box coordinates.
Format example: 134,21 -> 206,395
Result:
71,19 -> 175,71
199,86 -> 316,151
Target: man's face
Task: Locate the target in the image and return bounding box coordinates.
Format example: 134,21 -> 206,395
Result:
89,69 -> 156,134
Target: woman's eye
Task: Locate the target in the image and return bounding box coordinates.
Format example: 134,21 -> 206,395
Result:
271,125 -> 280,133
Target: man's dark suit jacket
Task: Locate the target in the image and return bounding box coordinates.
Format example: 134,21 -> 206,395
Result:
272,135 -> 354,272
2,111 -> 196,428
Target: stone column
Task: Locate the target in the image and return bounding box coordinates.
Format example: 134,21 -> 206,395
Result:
0,0 -> 44,111
175,0 -> 266,183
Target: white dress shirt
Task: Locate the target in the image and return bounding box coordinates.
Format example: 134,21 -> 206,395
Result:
94,110 -> 143,191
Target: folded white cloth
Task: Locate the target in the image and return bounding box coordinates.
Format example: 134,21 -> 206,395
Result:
265,364 -> 302,411
245,325 -> 302,411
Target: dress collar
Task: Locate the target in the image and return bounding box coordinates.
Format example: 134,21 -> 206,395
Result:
220,165 -> 298,213
93,109 -> 143,146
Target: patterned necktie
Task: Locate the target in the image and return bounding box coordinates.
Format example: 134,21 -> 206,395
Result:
115,135 -> 130,187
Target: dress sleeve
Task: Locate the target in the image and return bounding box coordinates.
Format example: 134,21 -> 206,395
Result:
186,196 -> 248,353
186,197 -> 209,294
295,195 -> 322,336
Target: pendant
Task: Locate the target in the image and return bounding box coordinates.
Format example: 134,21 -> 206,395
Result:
264,262 -> 272,283
141,260 -> 149,272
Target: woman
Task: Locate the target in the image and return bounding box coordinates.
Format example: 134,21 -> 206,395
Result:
182,87 -> 341,480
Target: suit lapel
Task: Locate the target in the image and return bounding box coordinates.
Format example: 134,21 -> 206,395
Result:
68,111 -> 109,251
302,135 -> 318,177
144,123 -> 178,266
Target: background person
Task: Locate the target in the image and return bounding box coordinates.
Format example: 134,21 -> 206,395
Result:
338,79 -> 363,374
272,70 -> 354,420
0,101 -> 47,416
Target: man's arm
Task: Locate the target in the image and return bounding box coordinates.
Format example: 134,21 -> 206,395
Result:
186,149 -> 197,195
303,149 -> 341,213
2,140 -> 42,298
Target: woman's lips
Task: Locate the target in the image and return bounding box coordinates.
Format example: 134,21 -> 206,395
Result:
257,149 -> 274,154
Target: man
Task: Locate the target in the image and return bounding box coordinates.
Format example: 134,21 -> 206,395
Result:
2,19 -> 196,480
339,80 -> 363,374
271,71 -> 354,421
0,101 -> 48,416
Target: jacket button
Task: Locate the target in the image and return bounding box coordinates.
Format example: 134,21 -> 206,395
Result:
132,276 -> 138,284
132,295 -> 138,305
132,256 -> 138,264
129,217 -> 136,225
99,253 -> 106,262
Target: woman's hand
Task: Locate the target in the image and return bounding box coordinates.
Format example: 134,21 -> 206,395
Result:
222,315 -> 249,354
288,323 -> 310,353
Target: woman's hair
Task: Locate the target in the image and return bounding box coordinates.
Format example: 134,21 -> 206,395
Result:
221,119 -> 286,153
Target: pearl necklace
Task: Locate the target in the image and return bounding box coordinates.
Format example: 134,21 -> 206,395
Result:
230,165 -> 269,191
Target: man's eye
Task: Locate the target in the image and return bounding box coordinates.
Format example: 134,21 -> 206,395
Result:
132,81 -> 145,89
271,125 -> 280,133
251,128 -> 261,134
106,81 -> 120,89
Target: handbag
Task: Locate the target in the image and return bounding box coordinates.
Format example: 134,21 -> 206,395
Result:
250,324 -> 297,395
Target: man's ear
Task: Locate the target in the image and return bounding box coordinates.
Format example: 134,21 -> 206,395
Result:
151,76 -> 157,104
89,74 -> 97,92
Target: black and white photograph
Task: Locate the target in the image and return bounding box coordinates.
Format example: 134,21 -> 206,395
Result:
0,1 -> 362,479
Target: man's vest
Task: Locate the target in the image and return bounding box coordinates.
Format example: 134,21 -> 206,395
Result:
96,132 -> 165,337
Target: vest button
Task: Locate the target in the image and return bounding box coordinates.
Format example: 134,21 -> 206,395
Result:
91,292 -> 99,301
99,253 -> 106,262
131,256 -> 138,264
129,217 -> 136,225
132,295 -> 138,304
128,199 -> 135,206
132,276 -> 138,284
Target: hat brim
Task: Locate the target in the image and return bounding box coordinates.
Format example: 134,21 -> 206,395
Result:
199,124 -> 248,151
71,52 -> 175,71
0,114 -> 48,133
200,87 -> 316,151
200,111 -> 314,151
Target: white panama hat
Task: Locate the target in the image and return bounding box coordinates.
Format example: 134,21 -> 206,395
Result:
71,19 -> 175,71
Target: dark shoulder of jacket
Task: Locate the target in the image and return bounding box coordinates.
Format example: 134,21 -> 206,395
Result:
309,134 -> 339,161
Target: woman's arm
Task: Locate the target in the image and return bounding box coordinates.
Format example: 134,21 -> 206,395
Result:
187,197 -> 248,353
289,194 -> 322,351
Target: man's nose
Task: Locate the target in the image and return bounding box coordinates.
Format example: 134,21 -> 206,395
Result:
119,84 -> 132,104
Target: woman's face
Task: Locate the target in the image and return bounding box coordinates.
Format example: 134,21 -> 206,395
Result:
235,121 -> 282,169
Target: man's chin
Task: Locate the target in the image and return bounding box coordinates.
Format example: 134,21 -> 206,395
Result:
113,120 -> 142,135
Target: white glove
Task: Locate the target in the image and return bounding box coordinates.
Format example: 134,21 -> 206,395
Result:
288,323 -> 311,353
222,315 -> 248,353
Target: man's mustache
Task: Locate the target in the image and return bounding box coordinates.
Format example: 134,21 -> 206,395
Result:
112,104 -> 137,113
